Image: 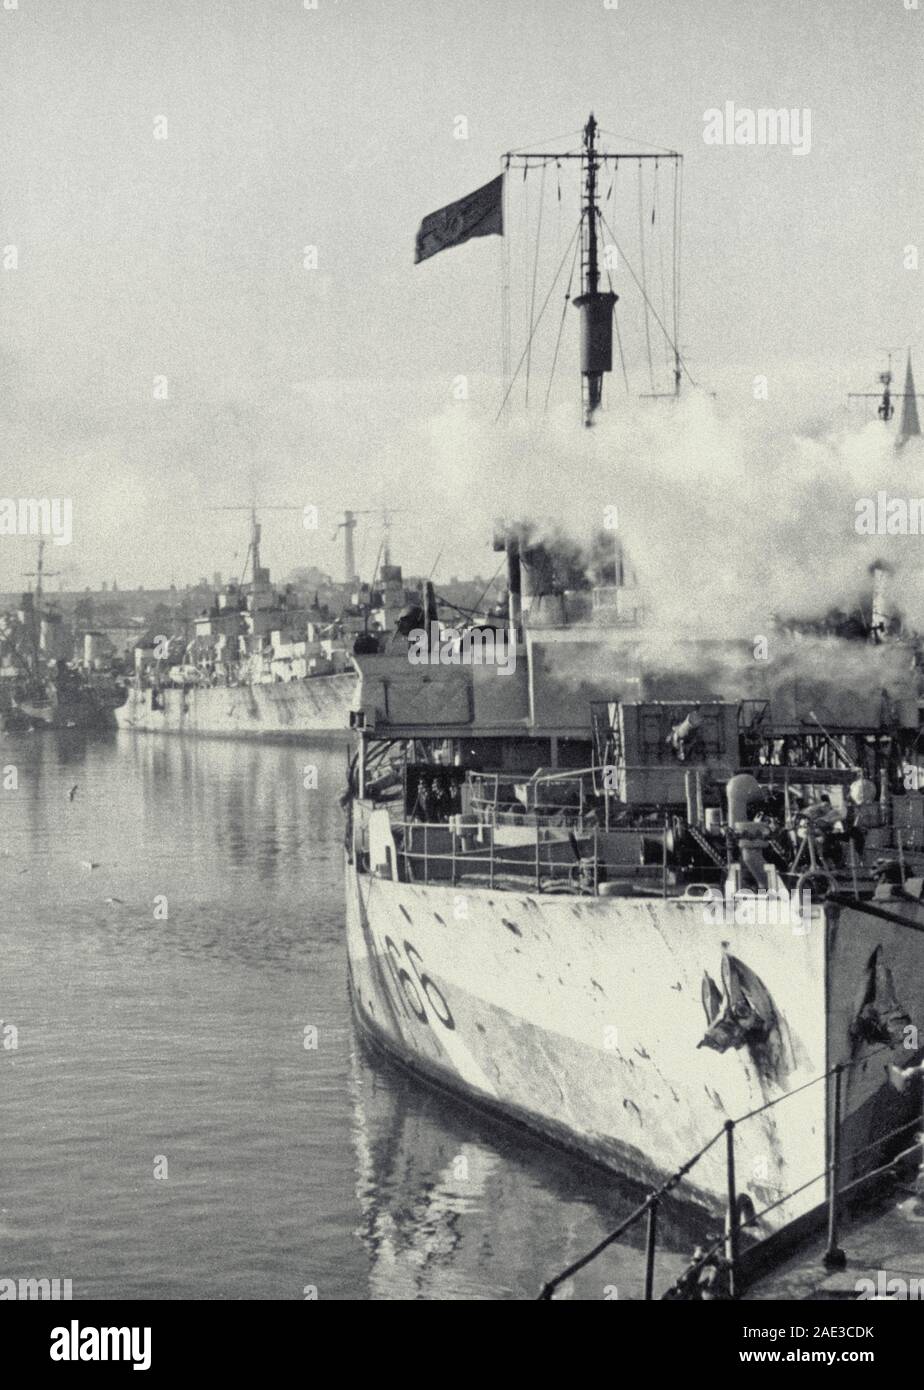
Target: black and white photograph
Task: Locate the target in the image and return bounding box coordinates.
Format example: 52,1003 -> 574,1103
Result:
1,0 -> 924,1350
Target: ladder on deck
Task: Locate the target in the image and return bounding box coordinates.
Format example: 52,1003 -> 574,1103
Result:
687,824 -> 725,868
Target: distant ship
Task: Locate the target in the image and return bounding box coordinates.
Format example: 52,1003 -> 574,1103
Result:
344,114 -> 924,1289
116,508 -> 418,741
115,669 -> 357,739
0,540 -> 118,732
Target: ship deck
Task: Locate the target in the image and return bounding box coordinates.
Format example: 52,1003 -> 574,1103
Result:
743,1177 -> 924,1300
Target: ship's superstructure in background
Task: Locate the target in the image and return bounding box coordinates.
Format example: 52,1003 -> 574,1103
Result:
343,115 -> 924,1288
116,507 -> 420,739
0,541 -> 120,731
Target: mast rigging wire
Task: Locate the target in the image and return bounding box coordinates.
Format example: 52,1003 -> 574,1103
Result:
597,127 -> 679,155
599,208 -> 697,389
504,128 -> 584,155
603,251 -> 630,395
654,162 -> 672,380
637,160 -> 655,393
425,548 -> 443,583
673,158 -> 683,365
544,228 -> 581,412
499,143 -> 688,409
500,157 -> 511,412
495,218 -> 582,422
525,161 -> 547,408
521,164 -> 530,344
470,556 -> 508,617
236,542 -> 252,593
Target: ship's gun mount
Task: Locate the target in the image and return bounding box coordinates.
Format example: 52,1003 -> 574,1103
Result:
591,699 -> 739,808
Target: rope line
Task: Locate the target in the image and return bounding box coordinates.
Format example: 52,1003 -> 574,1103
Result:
637,160 -> 655,393
654,162 -> 672,379
603,253 -> 630,395
600,209 -> 697,388
494,218 -> 582,422
505,128 -> 585,155
674,158 -> 683,367
525,161 -> 547,408
544,226 -> 580,412
500,157 -> 511,415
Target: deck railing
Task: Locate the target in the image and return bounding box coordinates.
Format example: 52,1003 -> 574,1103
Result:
465,764 -> 676,827
392,818 -> 670,897
537,1042 -> 921,1300
466,767 -> 600,826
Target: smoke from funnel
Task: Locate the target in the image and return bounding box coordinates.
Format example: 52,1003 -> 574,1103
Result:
416,391 -> 924,640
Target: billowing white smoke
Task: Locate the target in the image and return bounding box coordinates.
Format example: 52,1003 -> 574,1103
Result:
415,391 -> 924,640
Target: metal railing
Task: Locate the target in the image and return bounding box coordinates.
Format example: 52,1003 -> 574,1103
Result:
537,1043 -> 921,1300
391,818 -> 667,897
466,768 -> 598,826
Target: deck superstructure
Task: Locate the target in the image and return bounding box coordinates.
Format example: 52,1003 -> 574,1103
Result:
343,114 -> 924,1289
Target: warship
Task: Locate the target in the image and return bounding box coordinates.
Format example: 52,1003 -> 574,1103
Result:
115,508 -> 371,740
343,115 -> 924,1280
0,541 -> 118,732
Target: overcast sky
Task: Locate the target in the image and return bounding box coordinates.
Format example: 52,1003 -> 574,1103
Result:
0,0 -> 921,595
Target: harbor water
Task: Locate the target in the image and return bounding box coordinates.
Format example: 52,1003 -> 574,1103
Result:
0,731 -> 698,1300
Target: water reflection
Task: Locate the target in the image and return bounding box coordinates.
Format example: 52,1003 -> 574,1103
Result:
349,1036 -> 713,1300
0,728 -> 709,1300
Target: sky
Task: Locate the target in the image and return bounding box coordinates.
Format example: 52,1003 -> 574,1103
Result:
0,0 -> 922,596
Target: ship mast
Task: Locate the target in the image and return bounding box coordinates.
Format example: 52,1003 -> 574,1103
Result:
250,506 -> 262,604
207,501 -> 306,636
21,538 -> 60,678
33,536 -> 45,607
334,509 -> 406,586
334,511 -> 358,586
573,114 -> 618,426
502,115 -> 683,426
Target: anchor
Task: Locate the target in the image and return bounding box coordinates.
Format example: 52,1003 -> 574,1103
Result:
699,954 -> 774,1054
849,944 -> 911,1049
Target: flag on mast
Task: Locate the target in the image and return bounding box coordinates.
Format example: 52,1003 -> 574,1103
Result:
414,174 -> 504,264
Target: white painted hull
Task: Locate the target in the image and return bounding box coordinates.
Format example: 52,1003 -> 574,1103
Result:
346,862 -> 924,1237
115,673 -> 356,739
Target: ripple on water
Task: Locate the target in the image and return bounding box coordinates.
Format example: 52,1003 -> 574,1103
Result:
0,730 -> 700,1299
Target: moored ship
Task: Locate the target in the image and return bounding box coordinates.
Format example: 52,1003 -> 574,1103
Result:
0,541 -> 119,732
345,616 -> 924,1248
343,115 -> 924,1280
116,668 -> 356,739
115,507 -> 416,741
